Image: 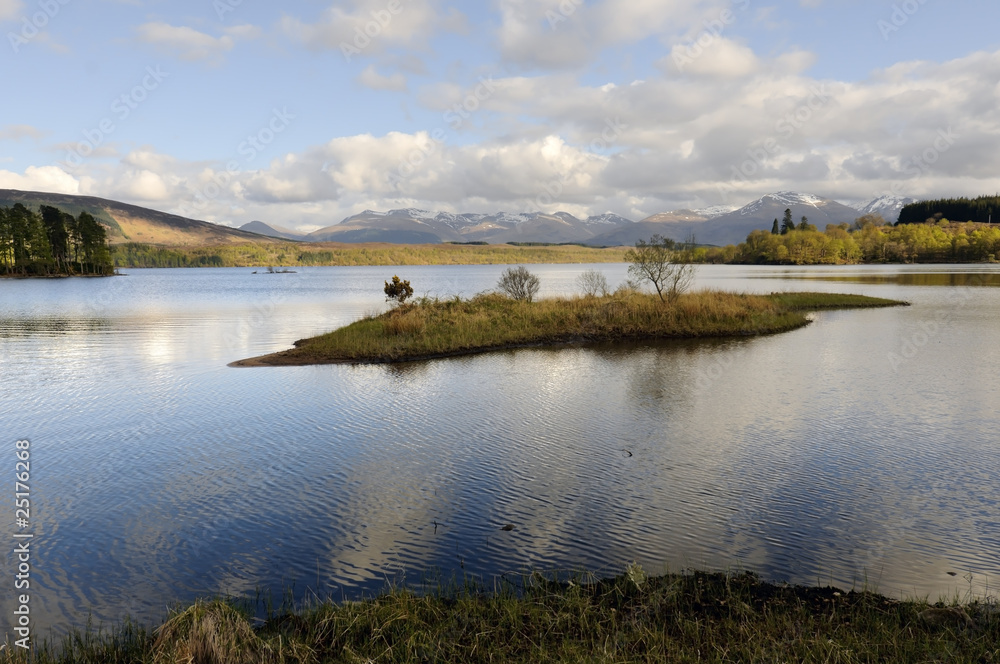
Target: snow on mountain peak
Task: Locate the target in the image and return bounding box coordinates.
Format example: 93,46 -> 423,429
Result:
691,205 -> 739,218
854,195 -> 916,222
585,213 -> 634,225
740,192 -> 829,215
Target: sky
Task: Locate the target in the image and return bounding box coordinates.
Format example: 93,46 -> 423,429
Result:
1,0 -> 999,232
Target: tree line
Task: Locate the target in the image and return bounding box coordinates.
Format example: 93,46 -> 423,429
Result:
696,211 -> 1000,265
898,196 -> 999,225
0,204 -> 114,276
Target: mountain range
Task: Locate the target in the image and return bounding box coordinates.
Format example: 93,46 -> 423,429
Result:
242,192 -> 895,247
1,188 -> 908,249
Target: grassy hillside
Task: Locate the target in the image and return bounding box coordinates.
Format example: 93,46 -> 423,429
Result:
0,189 -> 278,246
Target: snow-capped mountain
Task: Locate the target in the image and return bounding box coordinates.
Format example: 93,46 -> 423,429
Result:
739,191 -> 829,216
585,213 -> 635,226
307,208 -> 634,244
681,192 -> 861,245
302,193 -> 863,247
691,204 -> 739,219
853,195 -> 915,223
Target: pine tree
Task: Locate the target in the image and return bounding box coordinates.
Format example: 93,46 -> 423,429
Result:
40,205 -> 70,272
0,206 -> 11,273
771,218 -> 779,235
780,208 -> 795,234
76,211 -> 113,275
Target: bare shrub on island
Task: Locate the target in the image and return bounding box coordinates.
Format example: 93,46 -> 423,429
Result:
497,266 -> 541,302
625,235 -> 696,302
577,269 -> 610,297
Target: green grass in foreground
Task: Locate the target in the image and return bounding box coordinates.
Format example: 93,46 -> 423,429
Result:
235,290 -> 907,366
5,567 -> 998,663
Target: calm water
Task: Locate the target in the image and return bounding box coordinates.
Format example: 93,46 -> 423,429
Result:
1,264 -> 999,637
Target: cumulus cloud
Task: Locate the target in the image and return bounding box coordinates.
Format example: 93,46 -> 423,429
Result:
0,166 -> 80,194
496,0 -> 728,70
110,169 -> 171,201
357,64 -> 408,91
0,0 -> 21,21
665,37 -> 760,78
16,46 -> 1000,229
0,124 -> 45,141
280,0 -> 466,58
135,22 -> 245,62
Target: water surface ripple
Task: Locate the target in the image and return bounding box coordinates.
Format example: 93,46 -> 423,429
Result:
1,264 -> 998,637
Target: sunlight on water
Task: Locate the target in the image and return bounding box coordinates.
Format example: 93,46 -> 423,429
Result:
1,264 -> 999,637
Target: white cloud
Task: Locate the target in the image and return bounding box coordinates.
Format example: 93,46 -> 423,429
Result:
110,169 -> 171,201
0,166 -> 80,194
17,46 -> 1000,229
280,0 -> 466,57
665,37 -> 760,78
223,24 -> 262,41
496,0 -> 728,69
0,124 -> 45,140
135,22 -> 237,62
0,0 -> 21,21
357,64 -> 407,91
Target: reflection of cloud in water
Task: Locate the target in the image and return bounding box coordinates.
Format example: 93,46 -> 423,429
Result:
4,265 -> 1000,637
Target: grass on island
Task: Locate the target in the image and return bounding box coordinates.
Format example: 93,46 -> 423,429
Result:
5,566 -> 998,663
234,290 -> 907,366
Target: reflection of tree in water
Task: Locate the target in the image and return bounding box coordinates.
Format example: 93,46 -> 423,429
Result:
794,273 -> 1000,287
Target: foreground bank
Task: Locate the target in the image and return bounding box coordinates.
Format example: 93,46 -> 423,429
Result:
6,567 -> 997,663
233,291 -> 907,367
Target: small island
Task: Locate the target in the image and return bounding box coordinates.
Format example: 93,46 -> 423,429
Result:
231,289 -> 907,367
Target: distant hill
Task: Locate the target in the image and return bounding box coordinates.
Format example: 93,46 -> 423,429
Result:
299,195 -> 864,247
306,209 -> 635,245
239,220 -> 308,241
585,211 -> 710,246
0,189 -> 279,246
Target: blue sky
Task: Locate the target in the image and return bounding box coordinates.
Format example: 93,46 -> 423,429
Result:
1,0 -> 998,231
